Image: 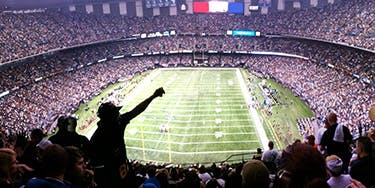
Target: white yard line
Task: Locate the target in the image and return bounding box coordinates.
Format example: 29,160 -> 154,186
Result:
140,93 -> 244,97
127,147 -> 256,154
236,69 -> 269,149
141,109 -> 248,112
126,138 -> 259,145
150,104 -> 246,107
134,119 -> 252,123
130,124 -> 255,129
129,131 -> 257,136
162,67 -> 238,71
160,113 -> 249,117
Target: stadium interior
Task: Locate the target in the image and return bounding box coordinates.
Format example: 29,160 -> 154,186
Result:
0,0 -> 374,187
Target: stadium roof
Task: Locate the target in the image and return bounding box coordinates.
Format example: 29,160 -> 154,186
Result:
1,0 -> 136,10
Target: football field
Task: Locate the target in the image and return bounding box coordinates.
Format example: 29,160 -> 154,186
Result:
119,68 -> 268,164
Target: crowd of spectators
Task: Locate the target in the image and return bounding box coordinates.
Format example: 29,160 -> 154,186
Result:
243,55 -> 373,135
1,124 -> 374,187
0,35 -> 373,139
0,0 -> 374,64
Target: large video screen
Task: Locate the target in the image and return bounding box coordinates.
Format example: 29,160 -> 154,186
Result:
228,2 -> 244,14
193,1 -> 244,14
193,2 -> 209,13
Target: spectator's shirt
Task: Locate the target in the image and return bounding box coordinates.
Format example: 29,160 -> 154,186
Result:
261,149 -> 278,173
349,156 -> 375,187
198,172 -> 212,183
20,142 -> 39,169
261,149 -> 278,163
327,174 -> 351,188
320,124 -> 352,158
90,112 -> 132,166
25,177 -> 75,188
142,177 -> 160,188
50,131 -> 90,158
49,131 -> 72,147
89,112 -> 136,188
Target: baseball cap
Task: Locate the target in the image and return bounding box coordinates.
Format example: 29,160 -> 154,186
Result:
97,102 -> 122,118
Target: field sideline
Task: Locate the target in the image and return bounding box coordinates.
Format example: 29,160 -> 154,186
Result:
76,67 -> 313,164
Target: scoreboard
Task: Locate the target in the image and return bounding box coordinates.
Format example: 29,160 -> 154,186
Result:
193,1 -> 244,14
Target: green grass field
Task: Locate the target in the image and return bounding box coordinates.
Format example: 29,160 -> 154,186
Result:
76,67 -> 313,165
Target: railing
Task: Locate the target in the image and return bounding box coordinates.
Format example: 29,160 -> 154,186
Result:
165,152 -> 258,167
220,152 -> 257,164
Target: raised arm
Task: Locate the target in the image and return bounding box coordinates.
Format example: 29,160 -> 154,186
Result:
126,87 -> 165,120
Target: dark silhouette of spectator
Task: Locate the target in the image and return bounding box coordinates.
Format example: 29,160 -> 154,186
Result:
210,165 -> 225,188
306,135 -> 317,149
349,136 -> 375,187
320,112 -> 352,172
277,143 -> 327,188
89,87 -> 165,188
168,166 -> 180,188
65,116 -> 91,154
25,144 -> 71,188
35,139 -> 52,159
241,160 -> 270,188
176,169 -> 201,188
224,164 -> 242,188
293,139 -> 302,144
50,116 -> 91,159
252,148 -> 262,160
206,178 -> 223,188
65,146 -> 96,188
0,134 -> 4,149
155,169 -> 169,188
20,129 -> 45,170
14,131 -> 28,162
26,138 -> 53,180
261,141 -> 278,174
49,116 -> 71,147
